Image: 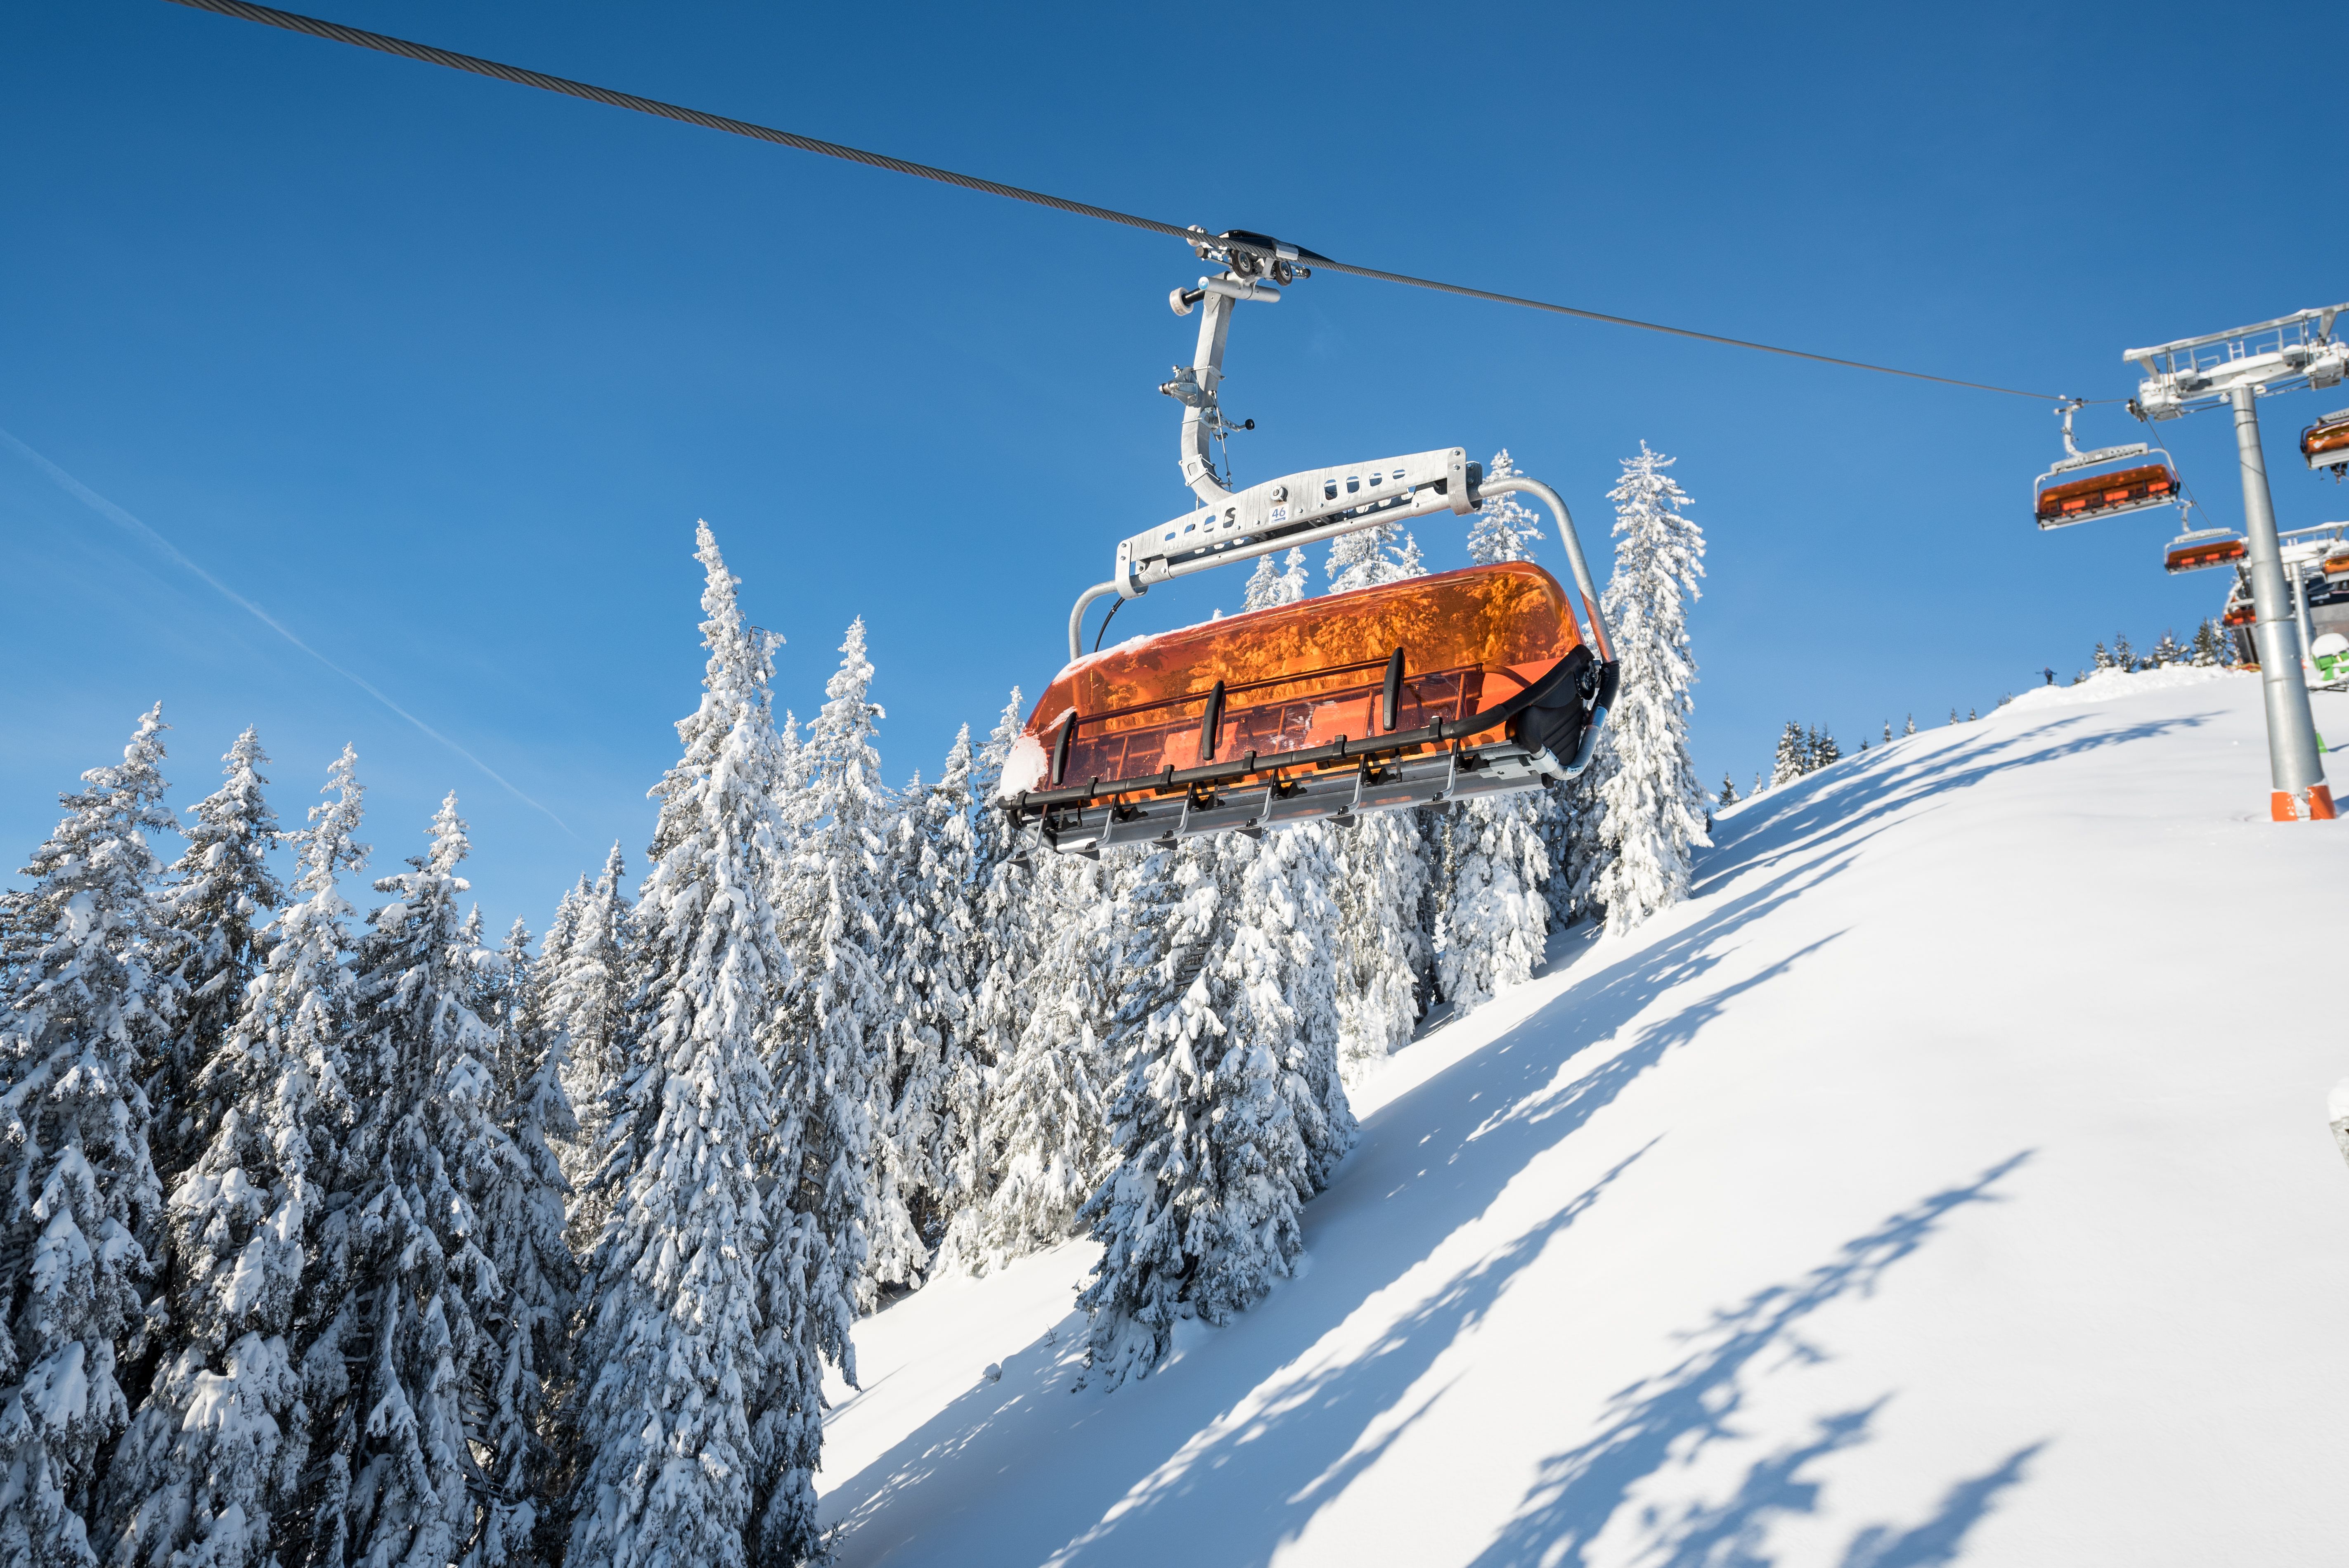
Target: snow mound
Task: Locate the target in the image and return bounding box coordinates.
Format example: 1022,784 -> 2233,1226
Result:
2002,662 -> 2237,712
821,674 -> 2349,1566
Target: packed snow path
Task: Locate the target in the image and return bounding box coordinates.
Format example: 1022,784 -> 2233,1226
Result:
820,668 -> 2349,1566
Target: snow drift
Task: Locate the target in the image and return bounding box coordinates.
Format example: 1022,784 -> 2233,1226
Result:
818,667 -> 2349,1566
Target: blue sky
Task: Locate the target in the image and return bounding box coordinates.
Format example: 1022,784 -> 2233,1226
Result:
5,0 -> 2343,934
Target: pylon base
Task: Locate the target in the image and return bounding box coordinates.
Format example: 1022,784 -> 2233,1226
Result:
2272,785 -> 2338,821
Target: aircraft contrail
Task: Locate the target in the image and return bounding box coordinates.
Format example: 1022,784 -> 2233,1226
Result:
0,425 -> 576,838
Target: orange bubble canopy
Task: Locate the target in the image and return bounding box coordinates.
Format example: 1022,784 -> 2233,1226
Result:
1007,561 -> 1583,798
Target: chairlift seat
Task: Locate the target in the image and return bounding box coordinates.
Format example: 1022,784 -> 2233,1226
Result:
2164,532 -> 2247,574
1000,562 -> 1598,853
2034,462 -> 2179,526
2305,412 -> 2349,472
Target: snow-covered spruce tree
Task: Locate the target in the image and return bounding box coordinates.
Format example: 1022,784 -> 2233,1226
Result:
1435,795 -> 1552,1013
1467,449 -> 1544,565
547,845 -> 631,1239
1326,518 -> 1424,594
1590,443 -> 1708,937
1718,773 -> 1739,807
149,727 -> 282,1196
955,847 -> 1115,1270
569,523 -> 796,1568
2111,632 -> 2137,672
470,916 -> 576,1568
1768,722 -> 1806,789
2149,629 -> 2184,668
1540,766 -> 1603,930
1076,838 -> 1319,1388
1811,728 -> 1840,770
291,796 -> 511,1568
936,693 -> 1031,1272
1240,827 -> 1354,1192
0,708 -> 173,1568
100,746 -> 368,1568
772,620 -> 888,1309
877,729 -> 979,1272
1242,547 -> 1311,611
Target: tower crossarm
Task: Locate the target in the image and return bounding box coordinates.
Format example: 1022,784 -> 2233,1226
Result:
2127,303 -> 2349,419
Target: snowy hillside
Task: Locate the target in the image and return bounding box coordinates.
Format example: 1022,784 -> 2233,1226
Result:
817,666 -> 2349,1566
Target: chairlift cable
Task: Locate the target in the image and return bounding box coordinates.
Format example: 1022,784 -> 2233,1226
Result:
165,0 -> 2073,403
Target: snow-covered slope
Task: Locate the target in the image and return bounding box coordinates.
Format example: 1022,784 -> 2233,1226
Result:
819,668 -> 2349,1566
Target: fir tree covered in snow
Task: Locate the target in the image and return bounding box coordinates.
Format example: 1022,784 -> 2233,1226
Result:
1326,520 -> 1424,594
568,524 -> 795,1568
1589,444 -> 1709,936
101,745 -> 367,1568
1076,839 -> 1320,1388
1434,798 -> 1551,1014
0,708 -> 173,1568
295,795 -> 510,1568
1718,773 -> 1739,807
1467,449 -> 1544,565
546,845 -> 630,1243
473,915 -> 576,1568
954,847 -> 1114,1270
1810,728 -> 1840,769
2149,629 -> 2184,668
148,727 -> 282,1195
877,728 -> 980,1272
1240,548 -> 1310,612
773,620 -> 888,1307
1769,722 -> 1807,789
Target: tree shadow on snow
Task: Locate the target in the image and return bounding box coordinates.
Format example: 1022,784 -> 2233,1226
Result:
1464,1153 -> 2042,1568
823,852 -> 1866,1566
1697,712 -> 2214,897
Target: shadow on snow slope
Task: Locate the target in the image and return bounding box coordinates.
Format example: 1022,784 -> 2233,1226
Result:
822,706 -> 2189,1565
1465,1156 -> 2041,1568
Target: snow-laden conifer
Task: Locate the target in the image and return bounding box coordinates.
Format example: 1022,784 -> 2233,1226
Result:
1718,773 -> 1739,807
937,695 -> 1035,1271
547,846 -> 630,1240
1240,828 -> 1354,1191
0,708 -> 172,1568
1326,520 -> 1424,594
1590,444 -> 1709,936
1769,722 -> 1806,789
294,795 -> 509,1568
469,915 -> 575,1568
1076,840 -> 1316,1387
878,729 -> 979,1274
773,621 -> 887,1312
1540,768 -> 1604,930
1241,548 -> 1311,611
568,523 -> 793,1568
1435,796 -> 1552,1013
953,849 -> 1114,1269
149,727 -> 282,1194
1467,449 -> 1544,565
101,746 -> 367,1568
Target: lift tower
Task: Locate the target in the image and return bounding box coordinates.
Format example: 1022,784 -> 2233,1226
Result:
2127,306 -> 2349,821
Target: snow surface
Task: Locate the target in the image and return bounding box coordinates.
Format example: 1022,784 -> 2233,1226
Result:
821,667 -> 2349,1566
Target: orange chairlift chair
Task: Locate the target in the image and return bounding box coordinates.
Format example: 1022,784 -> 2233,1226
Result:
2163,527 -> 2248,575
2306,409 -> 2349,476
998,232 -> 1618,856
2034,400 -> 2185,529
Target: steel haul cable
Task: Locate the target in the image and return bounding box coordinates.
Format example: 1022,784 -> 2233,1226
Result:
165,0 -> 2068,401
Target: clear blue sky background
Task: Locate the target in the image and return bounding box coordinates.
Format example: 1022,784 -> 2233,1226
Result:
5,0 -> 2343,937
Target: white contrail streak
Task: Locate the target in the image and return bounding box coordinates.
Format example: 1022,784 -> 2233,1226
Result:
0,425 -> 576,838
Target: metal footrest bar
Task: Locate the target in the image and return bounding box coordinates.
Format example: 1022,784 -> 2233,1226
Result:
1031,744 -> 1551,853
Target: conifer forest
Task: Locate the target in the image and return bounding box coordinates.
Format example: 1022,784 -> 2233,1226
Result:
0,449 -> 1710,1568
